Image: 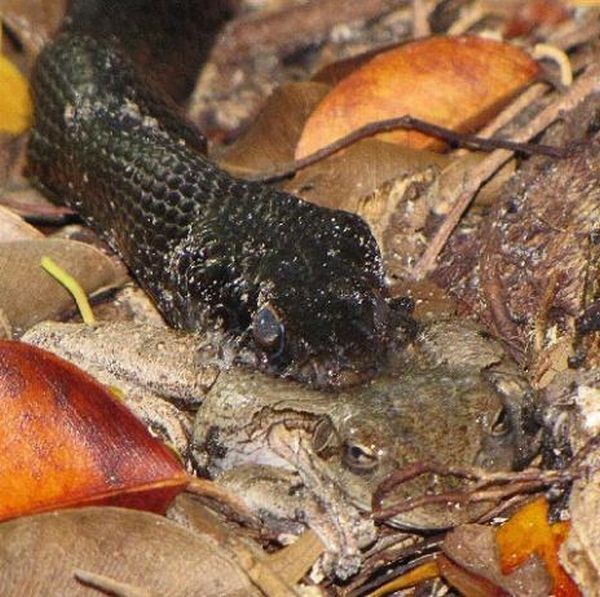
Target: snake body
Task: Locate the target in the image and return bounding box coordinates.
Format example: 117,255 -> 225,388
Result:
27,1 -> 412,386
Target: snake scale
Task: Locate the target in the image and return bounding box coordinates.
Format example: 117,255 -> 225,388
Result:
26,0 -> 414,386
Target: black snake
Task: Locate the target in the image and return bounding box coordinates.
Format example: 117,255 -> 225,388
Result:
26,0 -> 414,386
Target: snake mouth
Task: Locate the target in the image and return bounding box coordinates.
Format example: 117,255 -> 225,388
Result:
230,293 -> 418,388
291,356 -> 379,388
303,302 -> 418,389
232,333 -> 384,388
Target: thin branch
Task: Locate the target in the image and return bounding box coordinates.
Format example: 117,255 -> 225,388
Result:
411,61 -> 600,279
217,0 -> 410,63
255,114 -> 565,183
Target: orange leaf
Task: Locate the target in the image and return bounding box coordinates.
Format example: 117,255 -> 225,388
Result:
296,35 -> 539,158
0,54 -> 32,134
503,0 -> 570,38
496,497 -> 581,597
0,341 -> 188,522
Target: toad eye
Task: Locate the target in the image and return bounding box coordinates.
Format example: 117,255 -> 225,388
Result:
343,441 -> 379,474
490,406 -> 511,436
312,416 -> 339,455
252,303 -> 285,353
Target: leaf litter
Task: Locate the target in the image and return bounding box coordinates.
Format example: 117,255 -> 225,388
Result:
1,0 -> 600,594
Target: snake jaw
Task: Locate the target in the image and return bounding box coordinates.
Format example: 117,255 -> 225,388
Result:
240,279 -> 416,388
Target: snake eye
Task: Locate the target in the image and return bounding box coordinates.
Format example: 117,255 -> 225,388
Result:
342,441 -> 379,474
252,303 -> 285,353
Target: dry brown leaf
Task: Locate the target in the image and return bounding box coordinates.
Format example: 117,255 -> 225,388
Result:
0,204 -> 44,241
0,506 -> 261,596
0,341 -> 189,521
436,554 -> 506,596
284,138 -> 447,212
296,35 -> 540,158
219,81 -> 329,177
0,239 -> 127,332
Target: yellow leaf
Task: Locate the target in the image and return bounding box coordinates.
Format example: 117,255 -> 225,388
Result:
368,559 -> 440,596
0,54 -> 32,134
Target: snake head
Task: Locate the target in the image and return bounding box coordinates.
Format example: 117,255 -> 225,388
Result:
159,175 -> 414,388
251,281 -> 415,388
239,207 -> 416,387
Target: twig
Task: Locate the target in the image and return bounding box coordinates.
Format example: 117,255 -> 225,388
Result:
371,457 -> 588,523
370,426 -> 600,522
74,569 -> 158,597
255,114 -> 565,183
411,61 -> 600,279
217,0 -> 409,62
372,461 -> 479,510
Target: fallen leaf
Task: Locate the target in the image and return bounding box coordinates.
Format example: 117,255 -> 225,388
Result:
219,82 -> 329,177
0,53 -> 32,135
442,524 -> 552,595
0,204 -> 44,241
0,341 -> 189,522
296,35 -> 539,158
284,138 -> 447,213
437,554 -> 505,596
0,239 -> 127,332
496,497 -> 581,596
0,507 -> 261,596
